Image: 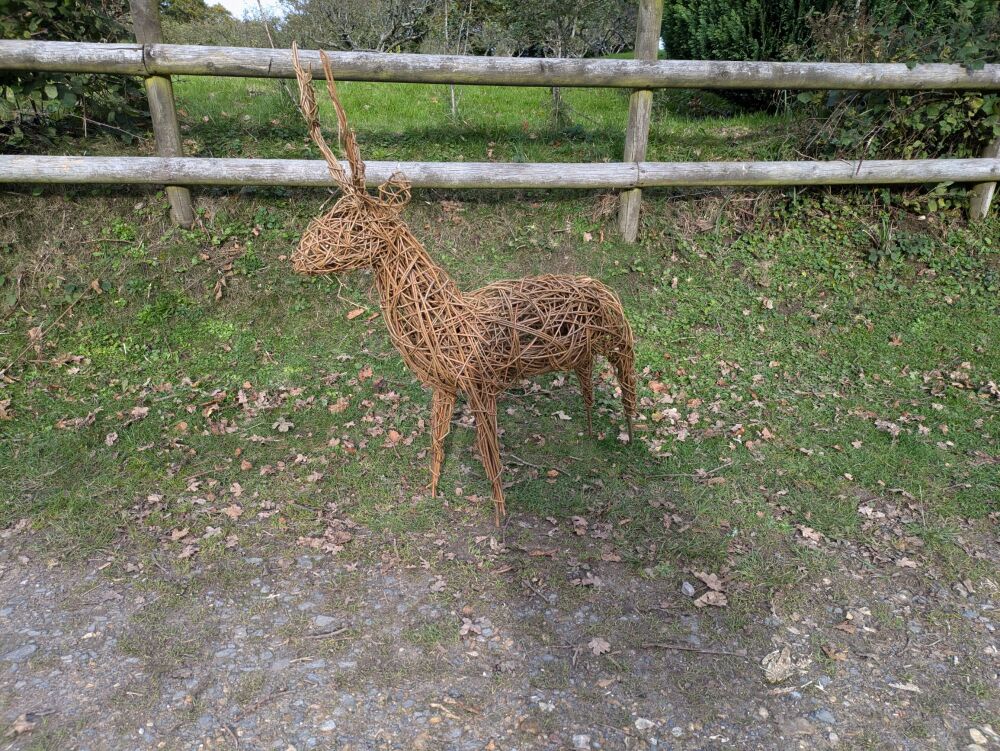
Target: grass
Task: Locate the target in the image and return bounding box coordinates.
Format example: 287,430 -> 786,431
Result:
169,76 -> 794,163
1,76 -> 998,616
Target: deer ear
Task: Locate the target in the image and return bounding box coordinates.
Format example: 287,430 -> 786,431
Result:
378,173 -> 411,208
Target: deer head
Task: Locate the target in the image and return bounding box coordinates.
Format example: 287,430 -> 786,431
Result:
290,42 -> 411,274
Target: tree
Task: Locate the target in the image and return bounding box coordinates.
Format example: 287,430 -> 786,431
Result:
490,0 -> 637,121
160,0 -> 231,23
280,0 -> 438,52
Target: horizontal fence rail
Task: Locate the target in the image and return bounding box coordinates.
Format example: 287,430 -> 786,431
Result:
3,40 -> 1000,90
4,156 -> 1000,189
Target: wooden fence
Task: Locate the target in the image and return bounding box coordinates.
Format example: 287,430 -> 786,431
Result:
2,0 -> 1000,240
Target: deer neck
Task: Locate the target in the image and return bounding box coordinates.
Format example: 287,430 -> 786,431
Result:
370,230 -> 469,389
372,231 -> 464,313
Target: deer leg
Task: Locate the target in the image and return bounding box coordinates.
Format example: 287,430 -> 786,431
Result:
468,389 -> 505,525
429,388 -> 456,498
610,348 -> 637,442
575,360 -> 594,437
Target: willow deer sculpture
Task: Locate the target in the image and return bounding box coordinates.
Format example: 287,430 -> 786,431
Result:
290,44 -> 637,524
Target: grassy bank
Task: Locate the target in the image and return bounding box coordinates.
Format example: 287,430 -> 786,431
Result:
1,76 -> 998,619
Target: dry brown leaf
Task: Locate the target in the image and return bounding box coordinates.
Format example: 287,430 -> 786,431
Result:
527,548 -> 556,557
346,307 -> 365,320
588,637 -> 611,656
821,643 -> 848,661
761,646 -> 795,683
694,571 -> 725,591
5,713 -> 38,737
170,527 -> 190,541
797,525 -> 822,542
221,504 -> 243,520
693,590 -> 728,608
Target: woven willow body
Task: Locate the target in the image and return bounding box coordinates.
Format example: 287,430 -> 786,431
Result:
291,44 -> 637,523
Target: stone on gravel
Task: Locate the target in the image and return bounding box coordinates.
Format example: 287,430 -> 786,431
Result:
313,615 -> 336,628
3,644 -> 36,661
572,733 -> 591,749
969,729 -> 988,744
812,709 -> 836,725
635,717 -> 655,731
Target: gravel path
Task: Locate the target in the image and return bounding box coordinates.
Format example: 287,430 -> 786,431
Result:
2,518 -> 997,750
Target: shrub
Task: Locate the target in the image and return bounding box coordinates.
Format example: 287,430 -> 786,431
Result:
660,0 -> 838,108
0,0 -> 148,147
795,1 -> 1000,162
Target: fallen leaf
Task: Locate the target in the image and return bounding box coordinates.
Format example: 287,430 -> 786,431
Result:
761,646 -> 795,683
104,431 -> 118,447
272,417 -> 294,433
588,637 -> 611,656
170,527 -> 190,541
888,681 -> 922,693
797,525 -> 823,543
221,504 -> 243,520
527,548 -> 557,557
5,713 -> 38,737
693,590 -> 728,608
429,577 -> 446,592
0,399 -> 12,420
821,643 -> 848,661
895,557 -> 919,569
346,307 -> 365,320
694,571 -> 725,591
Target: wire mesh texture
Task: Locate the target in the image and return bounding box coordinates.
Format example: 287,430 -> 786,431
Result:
290,43 -> 637,524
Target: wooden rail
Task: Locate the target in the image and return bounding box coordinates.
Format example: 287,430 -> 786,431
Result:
4,156 -> 999,189
2,25 -> 998,231
3,39 -> 1000,90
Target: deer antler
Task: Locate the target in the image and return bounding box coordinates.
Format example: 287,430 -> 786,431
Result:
290,41 -> 352,192
319,50 -> 366,192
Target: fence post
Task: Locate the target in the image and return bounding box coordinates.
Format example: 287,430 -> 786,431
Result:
618,0 -> 664,243
969,137 -> 1000,221
129,0 -> 195,228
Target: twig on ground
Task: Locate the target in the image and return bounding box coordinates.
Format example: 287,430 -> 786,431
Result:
302,626 -> 349,639
223,722 -> 240,748
521,576 -> 549,603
